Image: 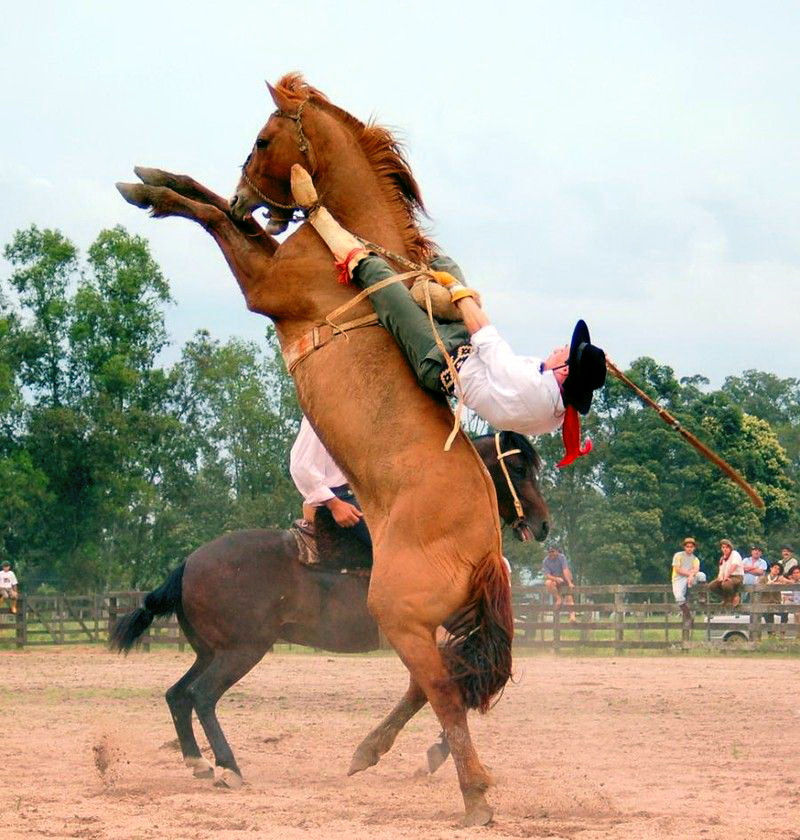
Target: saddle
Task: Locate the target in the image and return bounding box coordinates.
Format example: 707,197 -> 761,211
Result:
290,506 -> 372,574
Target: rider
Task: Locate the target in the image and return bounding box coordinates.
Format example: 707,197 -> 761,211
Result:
289,165 -> 606,467
290,415 -> 371,548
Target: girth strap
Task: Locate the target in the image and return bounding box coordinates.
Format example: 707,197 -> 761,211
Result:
282,312 -> 381,373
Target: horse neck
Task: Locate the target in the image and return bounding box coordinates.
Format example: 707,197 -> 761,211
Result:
313,147 -> 415,260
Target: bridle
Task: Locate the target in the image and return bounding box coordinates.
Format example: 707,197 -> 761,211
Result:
240,101 -> 313,216
494,432 -> 525,522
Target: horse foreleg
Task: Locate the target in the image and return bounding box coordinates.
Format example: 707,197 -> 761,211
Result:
116,180 -> 280,315
348,675 -> 427,775
133,167 -> 232,213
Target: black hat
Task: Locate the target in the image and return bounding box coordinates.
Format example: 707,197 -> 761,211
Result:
561,320 -> 606,415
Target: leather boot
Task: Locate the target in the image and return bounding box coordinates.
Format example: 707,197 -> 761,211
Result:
290,165 -> 368,275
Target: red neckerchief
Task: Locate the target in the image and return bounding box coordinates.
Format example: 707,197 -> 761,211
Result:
556,404 -> 592,468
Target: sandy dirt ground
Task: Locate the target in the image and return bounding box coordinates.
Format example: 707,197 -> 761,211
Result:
1,647 -> 798,840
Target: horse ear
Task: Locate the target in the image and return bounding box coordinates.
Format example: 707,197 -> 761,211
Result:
266,81 -> 292,112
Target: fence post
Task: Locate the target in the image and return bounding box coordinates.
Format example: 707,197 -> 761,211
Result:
15,596 -> 26,649
613,587 -> 624,655
749,592 -> 762,643
107,596 -> 117,643
552,604 -> 561,654
57,593 -> 65,644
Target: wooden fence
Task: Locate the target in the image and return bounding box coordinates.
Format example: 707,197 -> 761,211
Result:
511,584 -> 800,652
0,585 -> 798,652
0,591 -> 187,650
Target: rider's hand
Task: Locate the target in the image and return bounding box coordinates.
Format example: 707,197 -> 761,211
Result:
325,497 -> 364,528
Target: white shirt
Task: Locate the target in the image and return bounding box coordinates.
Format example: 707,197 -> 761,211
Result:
459,325 -> 565,436
0,570 -> 18,588
720,550 -> 744,579
289,416 -> 348,506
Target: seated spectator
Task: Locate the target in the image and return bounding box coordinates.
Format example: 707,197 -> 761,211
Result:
780,545 -> 798,577
742,544 -> 767,588
671,537 -> 706,624
706,538 -> 744,608
0,560 -> 18,614
760,561 -> 789,630
542,545 -> 576,622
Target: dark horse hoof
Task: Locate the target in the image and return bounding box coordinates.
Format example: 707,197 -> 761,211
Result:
214,768 -> 244,789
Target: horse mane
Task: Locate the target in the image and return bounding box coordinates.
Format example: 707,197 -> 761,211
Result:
274,73 -> 435,265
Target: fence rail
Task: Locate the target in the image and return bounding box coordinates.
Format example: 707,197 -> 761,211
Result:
1,585 -> 798,652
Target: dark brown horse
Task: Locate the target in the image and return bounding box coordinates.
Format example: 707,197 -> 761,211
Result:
118,73 -> 517,823
111,433 -> 547,788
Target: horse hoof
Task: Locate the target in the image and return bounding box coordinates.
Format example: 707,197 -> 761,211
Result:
347,748 -> 378,776
134,166 -> 171,187
185,756 -> 214,779
426,743 -> 450,775
463,791 -> 493,827
214,768 -> 244,789
463,802 -> 494,827
116,182 -> 154,209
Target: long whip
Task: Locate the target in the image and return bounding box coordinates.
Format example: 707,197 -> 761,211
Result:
605,358 -> 765,509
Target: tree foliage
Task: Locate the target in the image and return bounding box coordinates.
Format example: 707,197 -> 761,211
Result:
1,224 -> 796,591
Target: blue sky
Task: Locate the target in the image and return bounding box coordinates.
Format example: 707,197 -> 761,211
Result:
2,1 -> 799,383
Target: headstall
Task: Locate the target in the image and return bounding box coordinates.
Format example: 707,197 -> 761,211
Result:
240,100 -> 313,215
494,432 -> 525,521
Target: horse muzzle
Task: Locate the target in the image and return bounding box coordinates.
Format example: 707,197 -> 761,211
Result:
512,518 -> 548,543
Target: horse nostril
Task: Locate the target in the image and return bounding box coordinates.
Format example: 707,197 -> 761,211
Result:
229,194 -> 239,210
539,521 -> 550,540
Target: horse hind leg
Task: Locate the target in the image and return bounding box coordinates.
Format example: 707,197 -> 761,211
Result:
380,621 -> 495,827
166,650 -> 214,779
186,646 -> 266,789
348,675 -> 427,775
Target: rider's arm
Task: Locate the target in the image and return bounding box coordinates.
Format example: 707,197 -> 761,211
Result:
455,296 -> 491,335
289,417 -> 339,507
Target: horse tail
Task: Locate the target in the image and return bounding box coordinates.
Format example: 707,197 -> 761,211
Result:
443,555 -> 514,714
109,562 -> 186,654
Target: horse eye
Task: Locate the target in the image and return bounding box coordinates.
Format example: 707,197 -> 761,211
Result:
255,138 -> 270,150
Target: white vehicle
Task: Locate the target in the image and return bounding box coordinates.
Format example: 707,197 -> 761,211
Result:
708,614 -> 754,643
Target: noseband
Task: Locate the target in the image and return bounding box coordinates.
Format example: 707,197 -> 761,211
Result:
240,100 -> 313,215
494,432 -> 525,521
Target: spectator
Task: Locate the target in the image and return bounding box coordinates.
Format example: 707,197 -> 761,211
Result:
542,545 -> 576,622
706,538 -> 744,608
782,565 -> 800,625
671,537 -> 706,624
0,560 -> 19,614
780,545 -> 798,576
761,561 -> 789,633
742,544 -> 767,586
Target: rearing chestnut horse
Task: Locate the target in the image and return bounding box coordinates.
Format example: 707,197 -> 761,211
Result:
118,73 -> 513,824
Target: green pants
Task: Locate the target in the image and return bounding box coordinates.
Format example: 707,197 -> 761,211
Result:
353,255 -> 470,392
